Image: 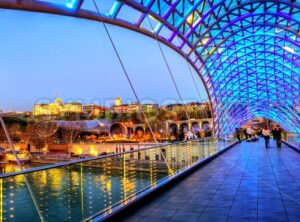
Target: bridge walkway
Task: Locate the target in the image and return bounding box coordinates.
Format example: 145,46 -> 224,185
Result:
122,140 -> 300,222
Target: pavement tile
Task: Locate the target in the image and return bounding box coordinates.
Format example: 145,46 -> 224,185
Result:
170,212 -> 200,222
227,209 -> 257,222
120,142 -> 300,222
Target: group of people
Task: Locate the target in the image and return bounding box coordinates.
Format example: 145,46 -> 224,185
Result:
262,125 -> 282,148
235,127 -> 258,143
235,125 -> 282,148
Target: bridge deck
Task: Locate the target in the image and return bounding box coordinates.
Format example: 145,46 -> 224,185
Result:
122,141 -> 300,222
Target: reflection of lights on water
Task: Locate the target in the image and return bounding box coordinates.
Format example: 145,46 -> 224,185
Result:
106,180 -> 112,191
70,171 -> 80,186
100,175 -> 112,192
46,168 -> 64,191
0,150 -> 172,220
122,178 -> 136,192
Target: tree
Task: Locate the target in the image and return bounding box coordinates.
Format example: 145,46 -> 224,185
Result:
98,112 -> 105,119
176,110 -> 188,121
59,121 -> 85,156
0,128 -> 6,142
30,136 -> 46,152
33,120 -> 59,154
106,111 -> 118,120
156,109 -> 173,122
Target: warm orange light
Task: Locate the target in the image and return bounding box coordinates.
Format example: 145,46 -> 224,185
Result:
106,180 -> 111,191
75,146 -> 83,155
90,146 -> 98,156
187,12 -> 201,27
202,38 -> 210,45
186,13 -> 194,25
6,153 -> 28,161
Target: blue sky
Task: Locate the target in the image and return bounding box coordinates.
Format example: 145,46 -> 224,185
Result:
0,9 -> 208,112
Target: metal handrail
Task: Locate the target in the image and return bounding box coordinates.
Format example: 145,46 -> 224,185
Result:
0,136 -> 234,222
0,138 -> 219,178
88,139 -> 237,221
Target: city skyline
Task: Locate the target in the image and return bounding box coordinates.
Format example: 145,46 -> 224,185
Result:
4,95 -> 210,114
3,96 -> 209,113
0,9 -> 208,112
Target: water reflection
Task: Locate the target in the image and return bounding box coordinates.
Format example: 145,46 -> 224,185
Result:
1,165 -> 166,221
0,140 -> 232,221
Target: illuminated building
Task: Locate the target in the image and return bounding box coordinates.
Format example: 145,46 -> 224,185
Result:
33,98 -> 83,116
83,104 -> 106,117
141,104 -> 159,113
112,99 -> 159,114
162,102 -> 210,113
115,97 -> 122,106
2,111 -> 32,117
112,104 -> 135,114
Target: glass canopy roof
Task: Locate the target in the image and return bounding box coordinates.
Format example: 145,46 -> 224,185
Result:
2,0 -> 300,135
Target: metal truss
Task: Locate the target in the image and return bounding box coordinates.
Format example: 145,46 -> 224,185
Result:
1,0 -> 300,135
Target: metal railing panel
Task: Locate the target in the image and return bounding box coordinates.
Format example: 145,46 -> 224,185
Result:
0,138 -> 235,221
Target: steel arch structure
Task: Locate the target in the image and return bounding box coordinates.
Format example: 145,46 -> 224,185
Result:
2,0 -> 300,135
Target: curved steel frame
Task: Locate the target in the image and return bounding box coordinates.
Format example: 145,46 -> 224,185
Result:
1,0 -> 300,134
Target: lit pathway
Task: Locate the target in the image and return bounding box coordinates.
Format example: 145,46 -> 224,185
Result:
122,140 -> 300,222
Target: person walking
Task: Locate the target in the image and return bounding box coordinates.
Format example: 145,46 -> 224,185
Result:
235,128 -> 241,143
273,125 -> 282,148
262,126 -> 271,148
246,127 -> 253,140
243,128 -> 248,139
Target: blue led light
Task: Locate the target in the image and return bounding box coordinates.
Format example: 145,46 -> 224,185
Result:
66,0 -> 77,9
7,0 -> 300,135
38,0 -> 77,9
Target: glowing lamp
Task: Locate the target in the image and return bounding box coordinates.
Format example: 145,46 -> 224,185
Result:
76,147 -> 83,155
283,46 -> 295,54
66,0 -> 76,9
90,146 -> 98,156
186,14 -> 194,25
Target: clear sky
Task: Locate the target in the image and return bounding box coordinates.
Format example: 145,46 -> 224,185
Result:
0,9 -> 208,112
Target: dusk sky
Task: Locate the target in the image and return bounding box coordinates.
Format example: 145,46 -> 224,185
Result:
0,9 -> 208,112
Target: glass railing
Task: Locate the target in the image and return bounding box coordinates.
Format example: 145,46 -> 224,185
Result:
0,138 -> 235,222
285,133 -> 300,150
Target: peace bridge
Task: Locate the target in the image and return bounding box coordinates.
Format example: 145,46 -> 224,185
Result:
0,0 -> 300,221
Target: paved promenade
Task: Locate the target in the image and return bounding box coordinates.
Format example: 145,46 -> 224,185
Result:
122,140 -> 300,222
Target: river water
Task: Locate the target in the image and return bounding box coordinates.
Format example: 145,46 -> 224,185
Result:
1,164 -> 166,221
0,140 -> 229,221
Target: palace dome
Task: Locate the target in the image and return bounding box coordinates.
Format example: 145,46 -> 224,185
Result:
54,98 -> 64,106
